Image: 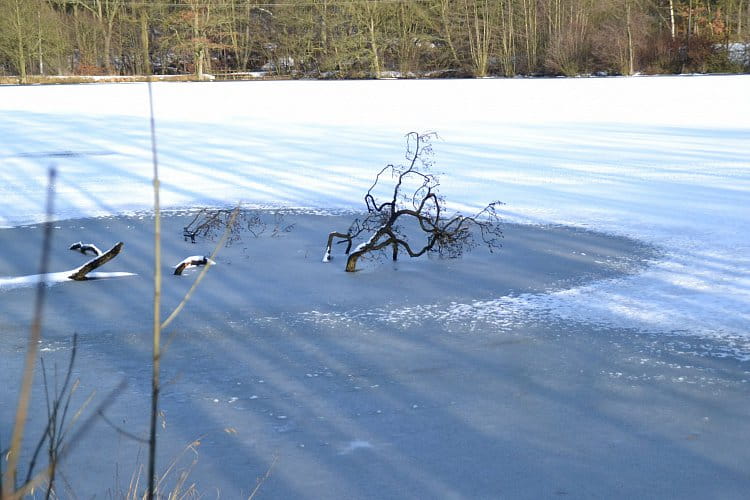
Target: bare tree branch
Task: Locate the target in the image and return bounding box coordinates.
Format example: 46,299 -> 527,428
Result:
324,132 -> 503,272
183,208 -> 293,245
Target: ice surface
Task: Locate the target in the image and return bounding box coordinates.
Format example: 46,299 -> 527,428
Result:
1,208 -> 743,499
1,76 -> 747,343
338,440 -> 373,455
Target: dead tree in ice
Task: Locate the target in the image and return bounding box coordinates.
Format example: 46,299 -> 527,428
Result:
182,207 -> 293,245
68,242 -> 124,280
324,132 -> 504,272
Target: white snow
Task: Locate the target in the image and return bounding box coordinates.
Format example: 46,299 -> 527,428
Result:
0,271 -> 136,290
338,440 -> 373,455
1,75 -> 748,342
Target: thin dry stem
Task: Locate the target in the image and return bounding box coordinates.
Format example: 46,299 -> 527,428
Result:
10,380 -> 127,500
123,439 -> 202,500
248,455 -> 279,500
147,76 -> 162,500
161,207 -> 240,333
155,439 -> 201,495
127,464 -> 144,500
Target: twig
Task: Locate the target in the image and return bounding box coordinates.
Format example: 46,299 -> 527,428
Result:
23,334 -> 79,487
9,380 -> 128,500
248,455 -> 279,500
97,411 -> 149,445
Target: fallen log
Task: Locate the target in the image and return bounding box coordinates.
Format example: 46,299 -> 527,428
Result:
173,255 -> 214,276
68,242 -> 124,281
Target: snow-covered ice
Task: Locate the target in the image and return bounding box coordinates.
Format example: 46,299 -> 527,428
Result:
0,270 -> 136,289
3,76 -> 746,345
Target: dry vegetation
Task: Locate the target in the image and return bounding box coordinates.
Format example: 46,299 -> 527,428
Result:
0,0 -> 748,84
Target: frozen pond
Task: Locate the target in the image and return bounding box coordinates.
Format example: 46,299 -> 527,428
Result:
2,211 -> 749,498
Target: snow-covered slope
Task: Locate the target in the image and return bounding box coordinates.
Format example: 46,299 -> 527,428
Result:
1,75 -> 748,345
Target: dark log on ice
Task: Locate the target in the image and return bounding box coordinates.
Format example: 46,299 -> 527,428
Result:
68,242 -> 124,281
173,255 -> 213,276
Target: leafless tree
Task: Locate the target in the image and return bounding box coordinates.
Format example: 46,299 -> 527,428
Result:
324,132 -> 503,272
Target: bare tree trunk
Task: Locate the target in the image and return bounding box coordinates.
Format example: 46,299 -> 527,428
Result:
368,12 -> 381,77
227,0 -> 248,70
204,2 -> 212,74
37,8 -> 43,75
498,0 -> 516,77
103,29 -> 112,73
685,0 -> 693,70
669,0 -> 676,40
193,5 -> 202,79
346,249 -> 366,272
72,4 -> 82,70
522,0 -> 538,72
13,0 -> 27,83
739,0 -> 745,36
438,0 -> 462,67
627,0 -> 634,75
140,7 -> 150,75
464,0 -> 492,77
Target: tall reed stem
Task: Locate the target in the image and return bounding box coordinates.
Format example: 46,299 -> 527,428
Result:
146,79 -> 161,500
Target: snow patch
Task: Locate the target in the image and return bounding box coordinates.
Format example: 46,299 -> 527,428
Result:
0,271 -> 136,291
338,440 -> 373,455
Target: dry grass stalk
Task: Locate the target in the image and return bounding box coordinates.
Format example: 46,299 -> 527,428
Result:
147,75 -> 162,500
162,207 -> 240,334
248,455 -> 279,500
9,380 -> 127,500
124,440 -> 202,500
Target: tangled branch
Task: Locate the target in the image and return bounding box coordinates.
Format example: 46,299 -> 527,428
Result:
324,132 -> 503,272
183,208 -> 293,245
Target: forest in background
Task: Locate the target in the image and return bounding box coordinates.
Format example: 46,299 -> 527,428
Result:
0,0 -> 748,83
